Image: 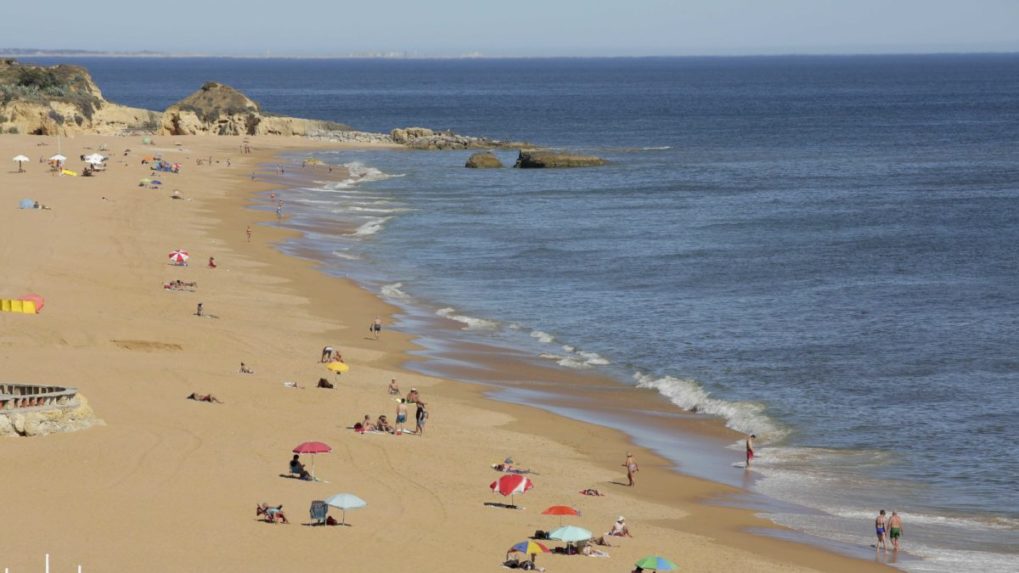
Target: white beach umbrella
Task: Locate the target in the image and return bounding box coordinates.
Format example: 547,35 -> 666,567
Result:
84,153 -> 105,164
12,155 -> 29,172
49,154 -> 67,162
323,493 -> 366,525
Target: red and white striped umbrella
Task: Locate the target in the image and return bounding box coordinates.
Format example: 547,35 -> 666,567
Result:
168,249 -> 190,264
490,474 -> 534,507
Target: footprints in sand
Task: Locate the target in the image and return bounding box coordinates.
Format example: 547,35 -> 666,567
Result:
112,339 -> 183,352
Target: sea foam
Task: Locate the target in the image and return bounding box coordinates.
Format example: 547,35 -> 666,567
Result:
634,373 -> 783,438
352,217 -> 392,236
381,282 -> 411,300
436,307 -> 499,331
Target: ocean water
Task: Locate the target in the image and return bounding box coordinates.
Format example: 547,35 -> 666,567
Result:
28,55 -> 1019,570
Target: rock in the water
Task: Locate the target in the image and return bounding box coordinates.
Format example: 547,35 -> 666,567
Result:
514,149 -> 606,168
465,152 -> 503,168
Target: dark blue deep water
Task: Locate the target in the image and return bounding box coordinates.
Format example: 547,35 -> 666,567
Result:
26,55 -> 1019,570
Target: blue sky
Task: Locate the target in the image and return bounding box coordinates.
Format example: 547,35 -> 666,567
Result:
4,0 -> 1018,56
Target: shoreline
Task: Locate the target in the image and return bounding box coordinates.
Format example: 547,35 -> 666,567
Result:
235,144 -> 901,570
0,133 -> 893,572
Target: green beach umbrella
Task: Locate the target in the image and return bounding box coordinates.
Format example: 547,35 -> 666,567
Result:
635,555 -> 678,571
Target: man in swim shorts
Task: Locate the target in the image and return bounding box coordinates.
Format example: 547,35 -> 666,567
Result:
745,434 -> 756,468
875,509 -> 888,550
395,398 -> 408,434
370,316 -> 383,340
888,511 -> 903,551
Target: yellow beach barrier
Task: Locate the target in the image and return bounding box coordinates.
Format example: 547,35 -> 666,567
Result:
0,299 -> 37,314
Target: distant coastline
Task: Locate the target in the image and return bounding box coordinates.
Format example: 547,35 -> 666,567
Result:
6,48 -> 1019,60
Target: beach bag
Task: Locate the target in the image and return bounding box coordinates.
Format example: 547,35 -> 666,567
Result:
533,529 -> 549,540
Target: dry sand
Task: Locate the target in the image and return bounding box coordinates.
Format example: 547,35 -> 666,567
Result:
0,134 -> 892,572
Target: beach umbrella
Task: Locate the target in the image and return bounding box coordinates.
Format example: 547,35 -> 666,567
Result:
509,540 -> 550,556
293,441 -> 331,481
325,361 -> 349,374
49,154 -> 67,162
490,474 -> 533,507
549,525 -> 592,544
634,556 -> 678,571
323,493 -> 366,525
12,154 -> 29,172
19,294 -> 45,313
168,249 -> 190,265
19,198 -> 35,209
84,153 -> 105,164
541,505 -> 581,526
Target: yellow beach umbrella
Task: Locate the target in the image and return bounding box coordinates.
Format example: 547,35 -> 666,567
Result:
325,361 -> 349,373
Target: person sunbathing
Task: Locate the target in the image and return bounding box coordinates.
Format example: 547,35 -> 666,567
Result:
240,362 -> 255,374
256,503 -> 289,524
355,415 -> 375,432
376,414 -> 393,433
580,488 -> 605,496
492,462 -> 532,474
581,543 -> 609,557
588,535 -> 614,547
187,392 -> 222,403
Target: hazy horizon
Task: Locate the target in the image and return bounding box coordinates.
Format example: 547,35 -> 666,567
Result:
1,0 -> 1017,58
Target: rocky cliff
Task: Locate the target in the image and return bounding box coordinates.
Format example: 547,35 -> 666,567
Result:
161,81 -> 351,136
0,59 -> 158,135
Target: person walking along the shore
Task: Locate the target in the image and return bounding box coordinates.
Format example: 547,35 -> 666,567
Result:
370,316 -> 383,340
624,452 -> 638,486
875,509 -> 888,551
888,511 -> 903,551
746,434 -> 756,468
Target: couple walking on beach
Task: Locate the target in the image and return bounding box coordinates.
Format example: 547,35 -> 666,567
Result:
875,509 -> 904,552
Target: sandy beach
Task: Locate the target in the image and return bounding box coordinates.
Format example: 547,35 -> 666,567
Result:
0,134 -> 893,572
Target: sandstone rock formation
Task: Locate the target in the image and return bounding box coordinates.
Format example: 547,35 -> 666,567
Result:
514,149 -> 607,168
465,152 -> 503,168
0,394 -> 102,438
161,82 -> 351,136
392,126 -> 523,150
0,59 -> 158,136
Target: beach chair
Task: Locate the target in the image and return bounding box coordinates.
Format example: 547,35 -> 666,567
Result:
309,500 -> 328,525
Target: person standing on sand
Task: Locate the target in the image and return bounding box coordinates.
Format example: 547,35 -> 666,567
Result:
370,316 -> 383,340
195,302 -> 204,317
875,509 -> 888,551
624,452 -> 638,486
246,226 -> 252,242
395,399 -> 408,435
888,511 -> 903,551
415,401 -> 427,436
746,434 -> 756,468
